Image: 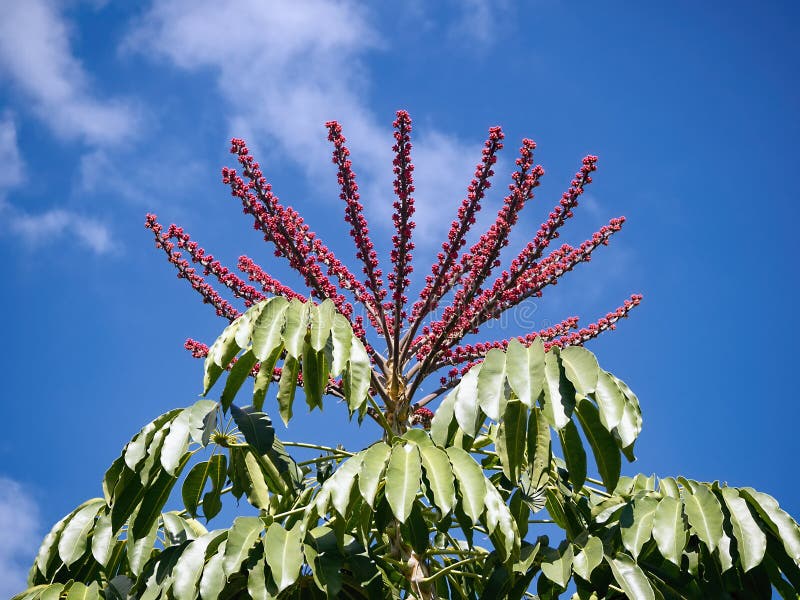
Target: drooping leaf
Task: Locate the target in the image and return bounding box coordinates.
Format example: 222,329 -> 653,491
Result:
527,405 -> 551,489
682,482 -> 724,553
496,398 -> 527,483
282,298 -> 310,358
276,355 -> 300,426
251,296 -> 289,361
620,496 -> 658,559
418,444 -> 456,517
740,487 -> 800,562
477,348 -> 507,421
574,397 -> 620,491
559,346 -> 599,396
540,544 -> 574,588
221,350 -> 258,411
172,530 -> 226,600
310,299 -> 336,351
302,343 -> 328,410
573,536 -> 604,581
326,453 -> 363,517
453,368 -> 481,437
605,553 -> 655,600
223,516 -> 264,577
57,499 -> 104,567
591,370 -> 625,431
264,523 -> 304,592
446,446 -> 486,523
385,442 -> 421,521
720,487 -> 767,572
541,348 -> 574,430
358,442 -> 391,508
344,335 -> 371,412
557,420 -> 586,491
652,495 -> 687,567
230,404 -> 276,454
330,313 -> 353,376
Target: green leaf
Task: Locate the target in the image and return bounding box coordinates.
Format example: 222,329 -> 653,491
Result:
311,299 -> 336,351
182,455 -> 226,520
560,346 -> 599,395
64,582 -> 101,600
199,540 -> 227,600
430,389 -> 456,446
573,536 -> 603,580
605,553 -> 655,600
683,482 -> 724,553
652,495 -> 687,566
172,530 -> 226,600
740,487 -> 800,562
130,454 -> 190,539
659,477 -> 681,499
541,348 -> 575,430
127,512 -> 159,575
57,499 -> 104,567
344,336 -> 371,412
160,410 -> 191,476
230,405 -> 276,454
557,420 -> 586,491
574,397 -> 620,491
386,442 -> 422,521
330,313 -> 353,376
540,544 -> 574,588
446,446 -> 486,523
527,405 -> 551,489
276,355 -> 300,426
90,511 -> 114,566
252,344 -> 283,411
477,348 -> 507,421
221,350 -> 258,411
453,367 -> 481,437
418,444 -> 456,517
496,398 -> 527,483
506,339 -> 532,407
484,479 -> 519,560
187,400 -> 218,446
202,455 -> 227,521
243,451 -> 271,509
264,523 -> 304,592
283,298 -> 310,358
621,496 -> 658,559
720,487 -> 767,571
223,516 -> 264,577
592,370 -> 625,431
302,344 -> 327,410
326,453 -> 362,517
358,442 -> 391,508
251,297 -> 289,361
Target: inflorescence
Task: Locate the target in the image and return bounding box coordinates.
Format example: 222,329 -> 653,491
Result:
145,111 -> 641,424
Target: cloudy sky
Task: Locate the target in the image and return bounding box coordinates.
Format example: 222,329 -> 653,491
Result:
1,0 -> 798,593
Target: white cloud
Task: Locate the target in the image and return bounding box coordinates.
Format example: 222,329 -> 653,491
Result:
125,0 -> 483,248
3,204 -> 112,254
0,113 -> 24,189
0,477 -> 42,598
0,0 -> 138,146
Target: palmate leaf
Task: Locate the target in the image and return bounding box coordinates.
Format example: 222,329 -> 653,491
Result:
202,297 -> 372,423
430,340 -> 639,494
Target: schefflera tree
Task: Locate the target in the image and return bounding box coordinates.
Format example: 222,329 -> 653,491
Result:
18,112 -> 800,600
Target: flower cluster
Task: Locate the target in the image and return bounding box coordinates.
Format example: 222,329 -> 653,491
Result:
147,110 -> 641,423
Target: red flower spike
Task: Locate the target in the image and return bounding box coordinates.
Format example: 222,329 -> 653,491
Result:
148,113 -> 643,422
326,121 -> 389,337
389,110 -> 417,346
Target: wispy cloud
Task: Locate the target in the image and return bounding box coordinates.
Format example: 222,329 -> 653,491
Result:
0,116 -> 113,254
0,0 -> 138,146
0,477 -> 41,598
125,0 -> 484,248
0,112 -> 24,189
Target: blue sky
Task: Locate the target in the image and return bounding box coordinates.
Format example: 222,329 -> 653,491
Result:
1,0 -> 798,593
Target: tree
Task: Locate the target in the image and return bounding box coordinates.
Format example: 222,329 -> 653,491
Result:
15,112 -> 800,599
